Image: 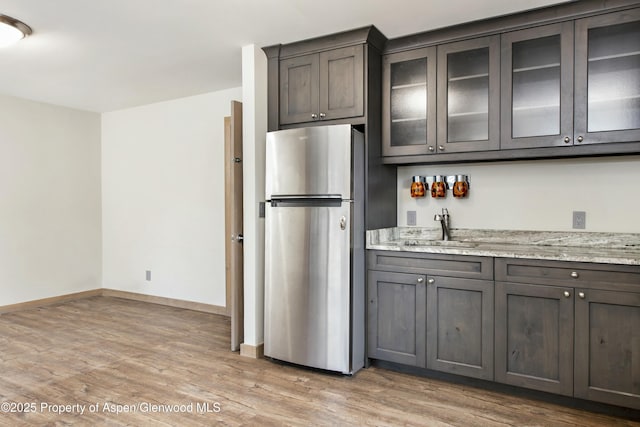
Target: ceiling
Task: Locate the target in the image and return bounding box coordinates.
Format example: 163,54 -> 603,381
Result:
0,0 -> 569,113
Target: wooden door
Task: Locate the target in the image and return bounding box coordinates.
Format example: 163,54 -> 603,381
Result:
426,276 -> 494,380
575,288 -> 640,409
495,281 -> 574,396
225,100 -> 243,351
367,270 -> 426,367
500,21 -> 574,149
382,47 -> 437,157
574,9 -> 640,145
437,35 -> 500,153
279,53 -> 319,125
319,45 -> 364,120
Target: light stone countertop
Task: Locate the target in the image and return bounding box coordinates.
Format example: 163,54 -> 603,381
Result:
366,227 -> 640,266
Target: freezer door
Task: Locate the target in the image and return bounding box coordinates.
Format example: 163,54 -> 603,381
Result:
265,125 -> 353,199
264,200 -> 351,373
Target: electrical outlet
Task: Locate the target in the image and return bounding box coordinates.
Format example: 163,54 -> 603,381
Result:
407,210 -> 417,226
145,270 -> 152,281
572,211 -> 586,229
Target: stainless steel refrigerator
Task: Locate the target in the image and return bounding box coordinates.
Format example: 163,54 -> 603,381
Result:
264,124 -> 365,375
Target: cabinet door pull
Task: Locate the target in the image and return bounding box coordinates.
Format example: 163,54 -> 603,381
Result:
576,136 -> 584,143
570,271 -> 579,279
578,292 -> 585,299
417,277 -> 424,283
563,291 -> 571,298
311,113 -> 318,119
438,145 -> 445,151
319,112 -> 326,119
427,278 -> 435,285
428,146 -> 435,152
564,136 -> 571,143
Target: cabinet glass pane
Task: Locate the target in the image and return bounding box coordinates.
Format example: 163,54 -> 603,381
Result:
447,48 -> 489,142
512,35 -> 561,138
587,21 -> 640,132
390,58 -> 428,146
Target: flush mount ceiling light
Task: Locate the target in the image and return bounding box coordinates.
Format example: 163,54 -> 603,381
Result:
0,15 -> 32,48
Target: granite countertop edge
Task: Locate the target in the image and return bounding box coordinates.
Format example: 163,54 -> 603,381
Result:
366,227 -> 640,266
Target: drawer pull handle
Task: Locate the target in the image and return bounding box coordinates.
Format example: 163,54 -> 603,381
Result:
417,277 -> 424,283
570,271 -> 579,279
578,292 -> 585,299
427,278 -> 435,285
563,291 -> 571,298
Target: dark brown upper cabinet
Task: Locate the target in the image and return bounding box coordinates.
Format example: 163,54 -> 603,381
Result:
381,1 -> 640,164
501,22 -> 574,149
437,36 -> 501,154
574,9 -> 640,145
279,45 -> 364,126
382,47 -> 437,157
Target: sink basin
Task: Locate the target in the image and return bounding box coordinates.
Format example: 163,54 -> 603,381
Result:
402,239 -> 478,248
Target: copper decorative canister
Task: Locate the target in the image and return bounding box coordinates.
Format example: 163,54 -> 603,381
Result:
452,175 -> 469,198
430,175 -> 447,198
410,176 -> 426,198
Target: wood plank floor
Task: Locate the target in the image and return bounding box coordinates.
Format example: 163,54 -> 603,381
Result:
0,296 -> 638,426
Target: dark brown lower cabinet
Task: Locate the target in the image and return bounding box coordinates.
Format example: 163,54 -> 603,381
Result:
494,282 -> 574,396
427,276 -> 494,380
367,270 -> 426,367
574,289 -> 640,410
368,252 -> 640,410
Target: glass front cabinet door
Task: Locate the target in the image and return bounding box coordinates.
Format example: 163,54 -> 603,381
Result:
382,47 -> 437,156
437,36 -> 500,153
574,9 -> 640,144
501,22 -> 574,149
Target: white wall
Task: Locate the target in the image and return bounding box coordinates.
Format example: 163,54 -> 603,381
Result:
0,94 -> 102,306
101,88 -> 242,306
397,155 -> 640,233
241,44 -> 268,348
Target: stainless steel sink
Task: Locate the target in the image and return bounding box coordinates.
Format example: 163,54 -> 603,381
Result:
402,239 -> 478,248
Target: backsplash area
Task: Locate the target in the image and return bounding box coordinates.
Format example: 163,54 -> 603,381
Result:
397,155 -> 640,233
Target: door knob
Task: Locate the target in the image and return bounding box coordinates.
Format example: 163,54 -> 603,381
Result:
339,216 -> 346,230
231,234 -> 244,243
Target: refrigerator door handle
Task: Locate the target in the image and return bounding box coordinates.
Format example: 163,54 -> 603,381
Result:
339,216 -> 347,230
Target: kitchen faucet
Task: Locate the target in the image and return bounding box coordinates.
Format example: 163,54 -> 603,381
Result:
434,208 -> 451,241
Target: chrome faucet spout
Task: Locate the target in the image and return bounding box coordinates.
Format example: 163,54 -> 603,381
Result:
434,208 -> 451,241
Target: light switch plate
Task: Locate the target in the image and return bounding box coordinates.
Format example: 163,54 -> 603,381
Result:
572,211 -> 586,229
407,210 -> 417,226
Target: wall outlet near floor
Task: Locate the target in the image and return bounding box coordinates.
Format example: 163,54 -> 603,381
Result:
572,211 -> 586,229
145,270 -> 152,281
407,210 -> 417,226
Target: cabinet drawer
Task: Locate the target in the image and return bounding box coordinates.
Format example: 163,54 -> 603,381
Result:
368,250 -> 493,280
496,258 -> 640,292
